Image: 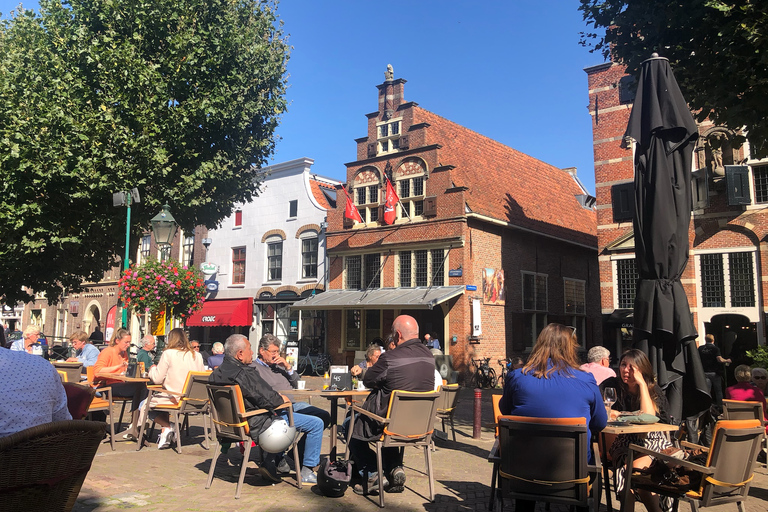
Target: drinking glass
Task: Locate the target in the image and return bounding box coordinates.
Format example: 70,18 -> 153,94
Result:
603,387 -> 617,409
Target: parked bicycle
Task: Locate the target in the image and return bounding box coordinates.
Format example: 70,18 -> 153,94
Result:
496,358 -> 511,387
471,357 -> 497,389
295,338 -> 332,376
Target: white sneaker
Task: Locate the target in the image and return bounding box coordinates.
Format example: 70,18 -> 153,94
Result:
157,428 -> 174,449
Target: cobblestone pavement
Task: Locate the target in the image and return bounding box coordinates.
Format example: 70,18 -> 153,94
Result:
73,381 -> 768,512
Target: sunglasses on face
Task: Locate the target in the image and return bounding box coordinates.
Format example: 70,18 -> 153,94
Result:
754,376 -> 767,380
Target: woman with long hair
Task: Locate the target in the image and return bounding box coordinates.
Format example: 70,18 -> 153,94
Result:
499,323 -> 606,512
145,328 -> 204,449
606,349 -> 672,512
93,328 -> 147,440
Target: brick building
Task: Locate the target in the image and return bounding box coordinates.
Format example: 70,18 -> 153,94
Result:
586,61 -> 768,360
293,67 -> 601,375
21,225 -> 208,345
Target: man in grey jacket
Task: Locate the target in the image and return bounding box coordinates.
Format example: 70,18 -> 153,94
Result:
350,315 -> 436,495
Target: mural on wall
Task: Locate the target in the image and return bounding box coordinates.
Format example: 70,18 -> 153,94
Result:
482,268 -> 506,305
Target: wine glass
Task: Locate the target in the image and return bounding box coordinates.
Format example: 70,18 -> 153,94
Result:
603,387 -> 617,409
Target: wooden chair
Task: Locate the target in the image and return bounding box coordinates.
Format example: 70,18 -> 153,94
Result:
137,370 -> 212,453
205,384 -> 302,498
84,367 -> 115,451
348,390 -> 441,508
622,419 -> 764,512
492,416 -> 600,512
0,420 -> 107,512
435,383 -> 460,442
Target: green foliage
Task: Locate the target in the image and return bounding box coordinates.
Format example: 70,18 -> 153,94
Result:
746,346 -> 768,370
118,259 -> 205,318
0,0 -> 288,304
579,0 -> 768,157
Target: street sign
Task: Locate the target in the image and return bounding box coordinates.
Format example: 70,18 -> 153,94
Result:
466,285 -> 477,291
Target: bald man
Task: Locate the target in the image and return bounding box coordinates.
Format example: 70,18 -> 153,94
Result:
349,315 -> 436,496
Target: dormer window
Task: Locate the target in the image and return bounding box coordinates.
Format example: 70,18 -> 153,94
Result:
377,119 -> 402,155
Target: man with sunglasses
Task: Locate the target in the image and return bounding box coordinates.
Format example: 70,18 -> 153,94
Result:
252,333 -> 328,484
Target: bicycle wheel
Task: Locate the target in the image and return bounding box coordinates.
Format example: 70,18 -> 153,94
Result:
296,356 -> 309,376
486,368 -> 497,388
314,353 -> 331,376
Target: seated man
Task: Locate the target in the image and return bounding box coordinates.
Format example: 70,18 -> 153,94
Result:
210,334 -> 320,484
136,334 -> 156,372
350,315 -> 437,495
207,342 -> 225,369
579,346 -> 616,385
0,347 -> 72,437
10,325 -> 43,355
251,333 -> 328,482
351,344 -> 382,380
66,330 -> 100,368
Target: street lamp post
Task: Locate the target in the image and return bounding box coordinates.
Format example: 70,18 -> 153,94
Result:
150,204 -> 178,341
113,189 -> 140,329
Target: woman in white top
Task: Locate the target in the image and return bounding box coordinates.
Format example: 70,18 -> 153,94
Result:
146,328 -> 204,448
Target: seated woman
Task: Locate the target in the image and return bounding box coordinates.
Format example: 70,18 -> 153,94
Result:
499,323 -> 606,512
750,366 -> 768,394
93,328 -> 148,441
144,328 -> 204,449
604,349 -> 672,512
726,364 -> 768,429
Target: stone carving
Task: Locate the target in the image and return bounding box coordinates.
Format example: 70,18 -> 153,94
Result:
385,64 -> 394,81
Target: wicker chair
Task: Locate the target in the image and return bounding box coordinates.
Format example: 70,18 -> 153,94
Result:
0,420 -> 107,512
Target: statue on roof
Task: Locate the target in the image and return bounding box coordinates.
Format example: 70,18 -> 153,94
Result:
385,64 -> 394,81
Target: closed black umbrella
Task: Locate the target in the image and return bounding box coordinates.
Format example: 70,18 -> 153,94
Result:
626,54 -> 710,423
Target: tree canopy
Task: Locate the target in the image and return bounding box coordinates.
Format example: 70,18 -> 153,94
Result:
0,0 -> 288,305
579,0 -> 768,157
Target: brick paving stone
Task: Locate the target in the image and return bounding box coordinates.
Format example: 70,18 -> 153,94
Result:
72,383 -> 768,512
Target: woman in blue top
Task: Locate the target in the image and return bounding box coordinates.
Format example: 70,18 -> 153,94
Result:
499,323 -> 607,512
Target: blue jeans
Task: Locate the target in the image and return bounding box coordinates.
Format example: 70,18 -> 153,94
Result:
282,402 -> 325,468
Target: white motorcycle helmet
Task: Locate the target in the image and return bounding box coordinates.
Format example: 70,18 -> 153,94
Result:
258,418 -> 296,454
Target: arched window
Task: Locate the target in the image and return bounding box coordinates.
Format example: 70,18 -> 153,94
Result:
395,158 -> 426,220
352,167 -> 381,224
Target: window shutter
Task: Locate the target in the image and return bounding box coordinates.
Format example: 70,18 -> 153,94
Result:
423,196 -> 437,217
618,75 -> 636,105
367,143 -> 376,158
398,135 -> 409,150
726,165 -> 751,206
691,168 -> 709,210
343,216 -> 354,228
611,182 -> 634,222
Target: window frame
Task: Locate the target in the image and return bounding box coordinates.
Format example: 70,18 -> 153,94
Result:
232,247 -> 246,285
697,249 -> 757,310
234,209 -> 243,228
521,271 -> 548,312
301,236 -> 319,279
376,118 -> 402,156
266,240 -> 283,282
397,248 -> 446,287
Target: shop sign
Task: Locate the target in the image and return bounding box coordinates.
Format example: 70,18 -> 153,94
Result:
200,262 -> 218,276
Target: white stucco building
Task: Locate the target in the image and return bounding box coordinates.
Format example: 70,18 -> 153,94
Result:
186,157 -> 339,349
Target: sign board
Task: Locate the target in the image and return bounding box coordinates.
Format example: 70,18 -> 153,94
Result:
200,262 -> 218,276
466,285 -> 477,291
330,371 -> 353,391
448,268 -> 463,277
285,345 -> 299,369
205,280 -> 219,291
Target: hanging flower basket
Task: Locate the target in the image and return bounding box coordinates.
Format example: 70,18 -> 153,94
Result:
118,259 -> 206,319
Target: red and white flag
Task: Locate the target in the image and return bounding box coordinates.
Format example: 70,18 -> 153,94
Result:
383,176 -> 400,225
343,187 -> 363,223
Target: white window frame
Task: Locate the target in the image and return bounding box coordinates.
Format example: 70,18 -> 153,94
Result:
376,118 -> 402,155
266,239 -> 283,282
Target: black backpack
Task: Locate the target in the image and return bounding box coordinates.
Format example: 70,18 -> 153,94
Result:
317,457 -> 352,497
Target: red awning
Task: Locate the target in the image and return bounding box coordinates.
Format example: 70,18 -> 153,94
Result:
186,299 -> 253,327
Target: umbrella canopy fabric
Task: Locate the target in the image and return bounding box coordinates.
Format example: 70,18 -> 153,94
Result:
625,55 -> 710,422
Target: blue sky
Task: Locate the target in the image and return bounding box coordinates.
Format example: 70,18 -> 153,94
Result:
0,1 -> 606,194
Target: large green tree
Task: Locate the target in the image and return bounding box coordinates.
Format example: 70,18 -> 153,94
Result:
0,0 -> 288,304
579,0 -> 768,157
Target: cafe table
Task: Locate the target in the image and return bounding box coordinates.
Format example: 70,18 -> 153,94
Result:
280,388 -> 371,458
600,421 -> 680,512
95,373 -> 150,383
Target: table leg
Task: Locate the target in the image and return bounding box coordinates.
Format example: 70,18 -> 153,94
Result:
329,397 -> 339,460
602,431 -> 613,512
